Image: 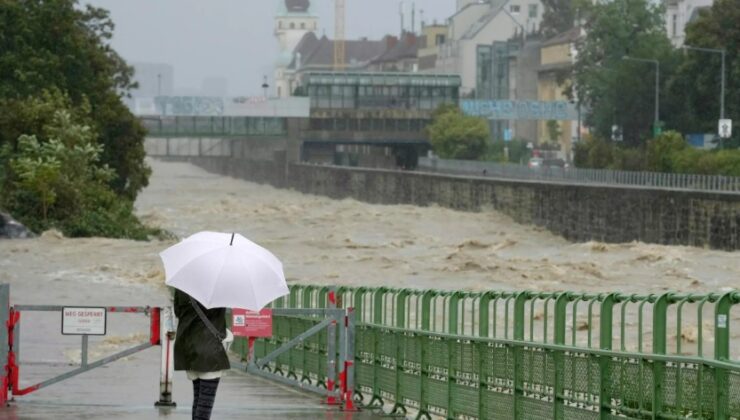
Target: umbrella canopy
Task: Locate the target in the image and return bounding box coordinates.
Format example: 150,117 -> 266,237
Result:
160,231 -> 289,310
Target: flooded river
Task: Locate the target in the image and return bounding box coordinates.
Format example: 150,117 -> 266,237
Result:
0,158 -> 739,416
2,158 -> 739,303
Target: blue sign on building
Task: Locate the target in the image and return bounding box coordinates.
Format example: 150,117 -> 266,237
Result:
461,100 -> 579,121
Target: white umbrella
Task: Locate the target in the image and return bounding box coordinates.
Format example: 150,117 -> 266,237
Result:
160,231 -> 289,310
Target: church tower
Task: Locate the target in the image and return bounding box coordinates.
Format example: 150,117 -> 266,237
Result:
275,0 -> 318,97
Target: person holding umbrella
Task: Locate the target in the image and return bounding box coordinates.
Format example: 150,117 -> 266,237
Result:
173,288 -> 230,420
160,231 -> 289,420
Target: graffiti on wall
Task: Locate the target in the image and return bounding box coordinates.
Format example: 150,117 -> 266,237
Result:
461,100 -> 579,121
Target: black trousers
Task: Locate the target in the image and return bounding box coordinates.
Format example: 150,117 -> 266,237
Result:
192,378 -> 220,420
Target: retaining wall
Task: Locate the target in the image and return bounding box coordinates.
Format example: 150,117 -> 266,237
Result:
169,156 -> 740,250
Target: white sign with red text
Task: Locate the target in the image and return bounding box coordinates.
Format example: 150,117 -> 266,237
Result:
62,307 -> 107,335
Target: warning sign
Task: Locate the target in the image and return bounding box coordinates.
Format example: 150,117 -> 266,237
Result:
62,307 -> 107,335
232,309 -> 272,337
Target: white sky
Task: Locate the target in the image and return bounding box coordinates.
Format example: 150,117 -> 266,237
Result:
84,0 -> 456,96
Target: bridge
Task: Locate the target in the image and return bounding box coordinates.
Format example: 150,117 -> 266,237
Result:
247,285 -> 740,419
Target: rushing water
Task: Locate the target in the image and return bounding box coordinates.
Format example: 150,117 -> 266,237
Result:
2,158 -> 739,302
0,157 -> 738,420
1,158 -> 739,365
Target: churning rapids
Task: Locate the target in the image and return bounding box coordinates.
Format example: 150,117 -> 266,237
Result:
2,158 -> 739,302
1,158 -> 739,366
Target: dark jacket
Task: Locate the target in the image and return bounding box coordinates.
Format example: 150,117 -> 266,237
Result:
173,289 -> 230,372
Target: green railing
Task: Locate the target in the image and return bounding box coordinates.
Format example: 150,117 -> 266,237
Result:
233,286 -> 740,419
141,116 -> 287,137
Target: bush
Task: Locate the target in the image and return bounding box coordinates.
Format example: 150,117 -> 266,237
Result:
0,100 -> 158,239
428,105 -> 489,160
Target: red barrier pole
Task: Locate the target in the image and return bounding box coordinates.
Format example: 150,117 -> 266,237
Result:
150,308 -> 161,346
247,337 -> 256,364
6,309 -> 20,397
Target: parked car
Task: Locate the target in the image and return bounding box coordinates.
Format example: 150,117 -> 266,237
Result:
543,158 -> 566,169
527,157 -> 543,169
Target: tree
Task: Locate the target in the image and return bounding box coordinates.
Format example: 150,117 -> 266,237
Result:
573,0 -> 680,147
540,0 -> 592,38
1,103 -> 156,239
546,120 -> 563,143
0,0 -> 150,199
428,106 -> 489,160
665,0 -> 740,147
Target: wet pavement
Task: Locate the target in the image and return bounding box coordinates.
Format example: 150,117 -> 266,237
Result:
4,349 -> 376,419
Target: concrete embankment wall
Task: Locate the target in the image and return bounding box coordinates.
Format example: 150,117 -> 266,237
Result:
168,156 -> 740,250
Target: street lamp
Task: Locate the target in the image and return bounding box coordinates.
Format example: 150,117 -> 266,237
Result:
682,45 -> 726,147
261,75 -> 270,99
682,45 -> 726,120
622,55 -> 660,134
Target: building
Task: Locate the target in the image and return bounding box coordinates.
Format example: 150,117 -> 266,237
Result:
417,23 -> 448,71
537,27 -> 584,159
299,71 -> 461,168
130,62 -> 174,97
664,0 -> 713,46
274,0 -> 319,97
366,32 -> 420,73
279,33 -> 389,96
434,0 -> 544,96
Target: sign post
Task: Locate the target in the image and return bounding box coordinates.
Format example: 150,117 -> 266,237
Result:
232,309 -> 273,364
62,307 -> 106,336
719,119 -> 732,138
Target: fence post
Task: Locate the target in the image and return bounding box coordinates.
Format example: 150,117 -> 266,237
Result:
478,292 -> 493,338
651,293 -> 671,417
512,292 -> 528,418
552,293 -> 569,420
342,307 -> 357,411
599,294 -> 617,417
325,288 -> 339,405
713,292 -> 735,418
395,290 -> 410,329
0,284 -> 8,407
155,307 -> 176,408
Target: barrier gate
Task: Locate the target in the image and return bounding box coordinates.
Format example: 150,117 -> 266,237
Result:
0,283 -> 358,412
0,284 -> 177,407
230,290 -> 357,411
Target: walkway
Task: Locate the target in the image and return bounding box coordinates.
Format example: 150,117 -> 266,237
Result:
3,349 -> 375,419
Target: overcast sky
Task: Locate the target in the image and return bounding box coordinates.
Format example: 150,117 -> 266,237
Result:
84,0 -> 456,96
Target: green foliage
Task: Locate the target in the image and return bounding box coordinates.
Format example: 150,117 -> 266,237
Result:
573,0 -> 680,146
574,131 -> 740,176
1,100 -> 157,240
0,0 -> 150,199
540,0 -> 592,37
546,120 -> 563,143
646,131 -> 687,172
665,0 -> 740,145
484,139 -> 532,163
428,106 -> 490,160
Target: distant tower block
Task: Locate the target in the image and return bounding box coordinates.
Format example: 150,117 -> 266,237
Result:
275,0 -> 318,97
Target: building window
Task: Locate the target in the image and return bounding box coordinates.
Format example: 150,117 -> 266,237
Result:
672,14 -> 677,36
290,22 -> 295,29
528,4 -> 538,18
301,22 -> 305,29
435,34 -> 446,45
510,4 -> 520,14
279,21 -> 283,29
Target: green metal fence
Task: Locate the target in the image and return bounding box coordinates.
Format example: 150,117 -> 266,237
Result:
233,285 -> 740,419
